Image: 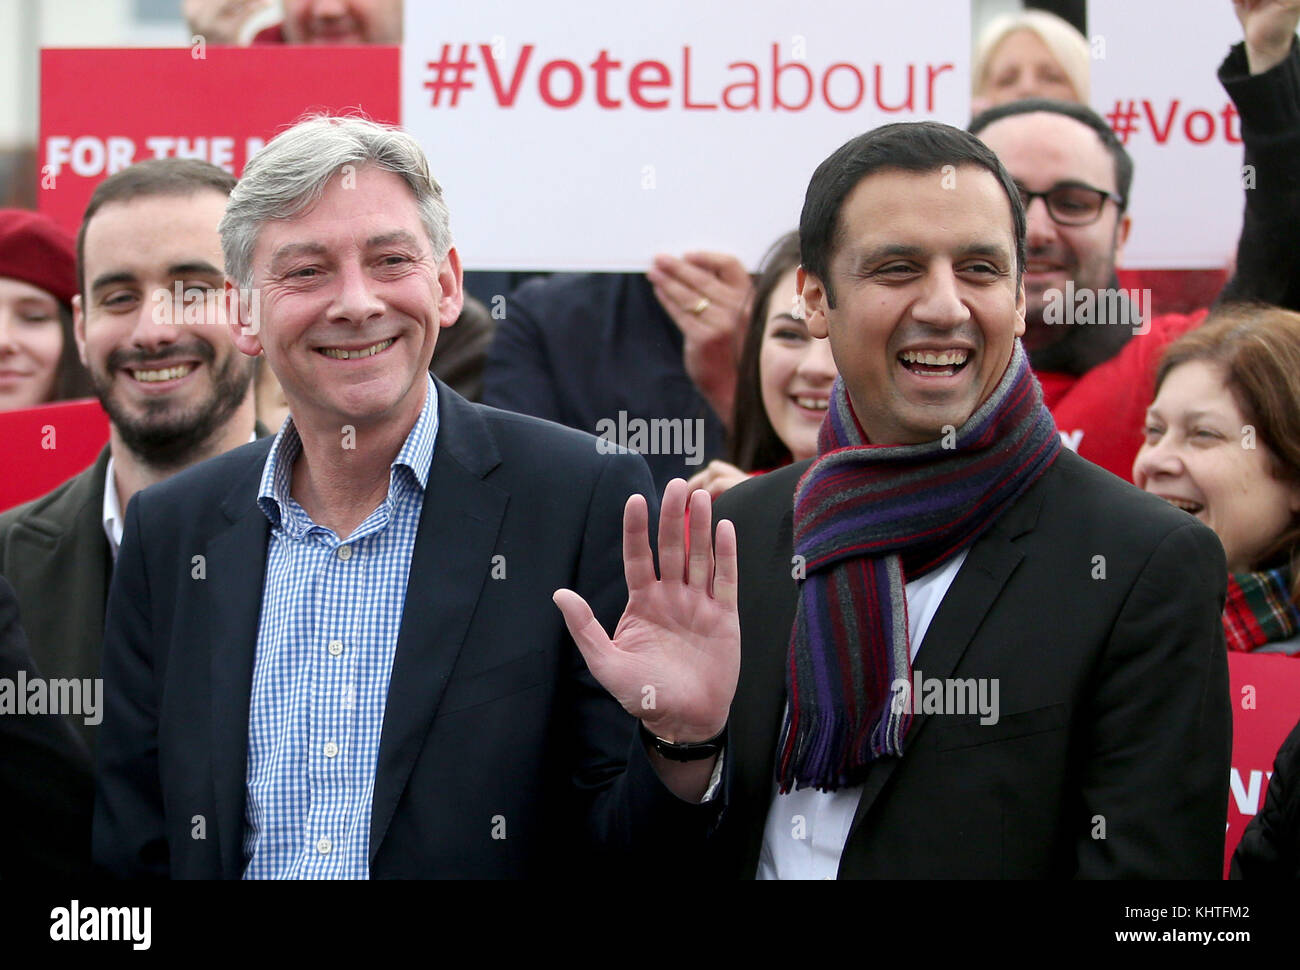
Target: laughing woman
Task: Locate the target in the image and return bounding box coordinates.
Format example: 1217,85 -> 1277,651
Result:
1132,304 -> 1300,879
1133,304 -> 1300,656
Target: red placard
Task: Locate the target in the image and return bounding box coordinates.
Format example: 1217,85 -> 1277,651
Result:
39,46 -> 400,233
0,398 -> 110,512
1224,651 -> 1300,877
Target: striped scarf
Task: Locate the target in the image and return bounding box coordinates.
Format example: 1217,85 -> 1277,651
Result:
1223,567 -> 1300,652
777,342 -> 1061,792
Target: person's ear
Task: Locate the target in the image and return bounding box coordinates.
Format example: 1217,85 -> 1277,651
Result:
226,278 -> 264,357
437,246 -> 464,327
1015,279 -> 1026,338
799,268 -> 831,340
1114,212 -> 1133,266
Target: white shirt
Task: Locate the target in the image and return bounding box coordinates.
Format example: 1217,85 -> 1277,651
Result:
756,548 -> 968,880
102,433 -> 259,559
102,455 -> 125,560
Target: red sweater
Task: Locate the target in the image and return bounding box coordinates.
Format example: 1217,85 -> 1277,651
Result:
1040,309 -> 1208,482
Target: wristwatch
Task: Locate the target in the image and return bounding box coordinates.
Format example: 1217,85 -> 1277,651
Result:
639,721 -> 727,762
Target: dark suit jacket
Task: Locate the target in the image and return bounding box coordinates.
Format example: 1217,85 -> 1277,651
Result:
1231,714 -> 1300,879
711,449 -> 1232,878
483,273 -> 728,491
0,448 -> 112,750
0,575 -> 94,878
93,381 -> 714,878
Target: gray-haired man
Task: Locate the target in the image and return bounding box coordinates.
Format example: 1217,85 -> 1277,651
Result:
92,115 -> 724,879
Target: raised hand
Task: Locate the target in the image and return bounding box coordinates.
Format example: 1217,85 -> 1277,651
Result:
553,479 -> 740,744
1233,0 -> 1300,73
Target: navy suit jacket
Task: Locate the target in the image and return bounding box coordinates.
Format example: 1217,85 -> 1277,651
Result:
483,273 -> 727,491
93,380 -> 714,878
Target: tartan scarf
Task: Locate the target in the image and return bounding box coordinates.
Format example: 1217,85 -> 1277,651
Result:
777,342 -> 1061,792
1223,567 -> 1300,652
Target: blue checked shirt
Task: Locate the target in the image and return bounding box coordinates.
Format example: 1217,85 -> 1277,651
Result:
242,376 -> 438,879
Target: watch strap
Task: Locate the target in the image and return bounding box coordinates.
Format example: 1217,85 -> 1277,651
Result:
639,721 -> 727,762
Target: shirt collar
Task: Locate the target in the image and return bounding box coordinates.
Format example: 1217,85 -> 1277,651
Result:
102,455 -> 124,560
256,373 -> 439,529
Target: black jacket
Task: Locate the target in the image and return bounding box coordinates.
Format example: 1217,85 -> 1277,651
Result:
1232,716 -> 1300,879
0,575 -> 94,878
711,449 -> 1232,878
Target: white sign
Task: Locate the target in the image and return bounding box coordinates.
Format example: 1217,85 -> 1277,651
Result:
1090,0 -> 1252,269
401,0 -> 970,271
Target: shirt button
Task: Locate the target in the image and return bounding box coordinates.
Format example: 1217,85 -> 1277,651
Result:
316,837 -> 332,854
336,545 -> 353,561
328,640 -> 343,657
323,741 -> 339,758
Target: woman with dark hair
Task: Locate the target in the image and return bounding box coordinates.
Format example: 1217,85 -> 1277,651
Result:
0,210 -> 94,411
686,230 -> 837,499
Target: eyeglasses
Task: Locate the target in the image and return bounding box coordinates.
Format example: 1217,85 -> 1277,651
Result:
1015,181 -> 1126,226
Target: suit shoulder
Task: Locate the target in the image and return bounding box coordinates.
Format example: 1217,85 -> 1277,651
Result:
509,271 -> 618,310
1047,449 -> 1216,543
0,458 -> 104,541
714,461 -> 811,532
473,401 -> 637,470
132,438 -> 273,514
504,273 -> 647,336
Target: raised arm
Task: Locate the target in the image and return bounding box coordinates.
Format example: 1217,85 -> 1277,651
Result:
1216,0 -> 1300,308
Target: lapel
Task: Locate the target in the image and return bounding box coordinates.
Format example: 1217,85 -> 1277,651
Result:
0,447 -> 110,624
205,442 -> 273,880
843,468 -> 1051,848
730,502 -> 798,836
367,383 -> 508,862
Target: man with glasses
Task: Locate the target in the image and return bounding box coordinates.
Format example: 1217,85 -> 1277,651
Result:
967,1 -> 1300,478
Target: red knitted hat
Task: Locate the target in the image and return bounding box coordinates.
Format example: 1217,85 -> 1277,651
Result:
0,209 -> 77,306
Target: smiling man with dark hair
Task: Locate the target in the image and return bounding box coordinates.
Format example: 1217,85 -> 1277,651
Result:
0,159 -> 260,751
568,120 -> 1233,879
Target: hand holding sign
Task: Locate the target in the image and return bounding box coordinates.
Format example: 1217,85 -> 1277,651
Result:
1233,0 -> 1300,73
648,251 -> 753,429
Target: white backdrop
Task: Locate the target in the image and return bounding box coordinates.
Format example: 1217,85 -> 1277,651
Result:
1090,0 -> 1254,269
401,0 -> 971,271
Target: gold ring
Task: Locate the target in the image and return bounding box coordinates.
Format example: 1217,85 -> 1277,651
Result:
690,297 -> 711,315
